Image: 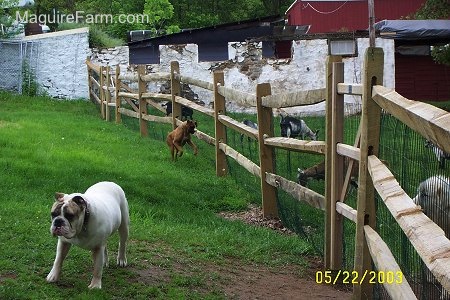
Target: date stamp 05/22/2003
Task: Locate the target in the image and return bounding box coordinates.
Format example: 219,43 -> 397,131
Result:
316,270 -> 404,285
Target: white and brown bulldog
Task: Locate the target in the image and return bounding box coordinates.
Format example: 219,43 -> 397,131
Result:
46,181 -> 130,289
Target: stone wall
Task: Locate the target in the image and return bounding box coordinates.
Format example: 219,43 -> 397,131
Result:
136,38 -> 395,115
1,26 -> 395,114
22,27 -> 90,99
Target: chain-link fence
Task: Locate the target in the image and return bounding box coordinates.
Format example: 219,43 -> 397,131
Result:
0,40 -> 39,95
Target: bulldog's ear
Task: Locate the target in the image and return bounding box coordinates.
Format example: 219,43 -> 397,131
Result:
55,193 -> 65,202
72,195 -> 87,208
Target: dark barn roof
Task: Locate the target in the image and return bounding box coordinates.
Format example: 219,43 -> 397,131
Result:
375,20 -> 450,43
128,16 -> 291,64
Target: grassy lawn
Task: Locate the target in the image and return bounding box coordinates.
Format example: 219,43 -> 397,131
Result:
0,91 -> 312,299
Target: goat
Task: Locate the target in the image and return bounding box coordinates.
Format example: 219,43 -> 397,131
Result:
162,102 -> 193,120
297,160 -> 358,188
413,175 -> 450,237
412,175 -> 450,299
425,140 -> 450,169
240,119 -> 258,143
279,112 -> 318,140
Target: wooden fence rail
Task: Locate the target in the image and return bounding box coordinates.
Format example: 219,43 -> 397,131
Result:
86,48 -> 450,299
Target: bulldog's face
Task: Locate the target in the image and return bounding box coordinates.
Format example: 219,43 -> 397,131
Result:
50,193 -> 87,239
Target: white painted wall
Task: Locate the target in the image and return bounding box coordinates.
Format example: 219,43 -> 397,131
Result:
125,37 -> 394,115
22,28 -> 90,99
1,27 -> 394,114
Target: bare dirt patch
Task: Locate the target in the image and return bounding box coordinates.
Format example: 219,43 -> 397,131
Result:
129,205 -> 352,299
216,204 -> 352,299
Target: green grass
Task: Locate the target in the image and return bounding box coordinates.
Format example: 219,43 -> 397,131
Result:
0,91 -> 311,299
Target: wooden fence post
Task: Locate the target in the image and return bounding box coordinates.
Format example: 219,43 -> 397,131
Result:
86,57 -> 93,103
138,65 -> 148,137
213,71 -> 227,177
330,61 -> 345,270
115,65 -> 121,124
256,83 -> 278,218
324,55 -> 342,270
99,65 -> 105,119
105,65 -> 111,122
170,61 -> 182,129
353,47 -> 384,299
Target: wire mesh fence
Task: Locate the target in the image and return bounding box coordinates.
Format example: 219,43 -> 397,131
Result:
103,77 -> 449,299
0,40 -> 39,95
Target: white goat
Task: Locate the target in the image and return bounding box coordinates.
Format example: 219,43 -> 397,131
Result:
425,140 -> 450,169
412,175 -> 450,299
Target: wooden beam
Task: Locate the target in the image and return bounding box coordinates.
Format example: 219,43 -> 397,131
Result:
145,98 -> 166,114
256,83 -> 278,218
354,47 -> 384,299
170,61 -> 181,130
218,85 -> 256,107
372,85 -> 450,154
261,88 -> 326,108
339,126 -> 362,206
140,72 -> 170,82
324,55 -> 342,270
86,57 -> 93,103
138,65 -> 148,137
336,143 -> 360,161
115,65 -> 121,124
175,96 -> 215,117
265,172 -> 325,211
368,155 -> 450,294
194,129 -> 215,146
337,83 -> 363,96
105,65 -> 111,122
141,93 -> 172,101
175,74 -> 214,91
364,225 -> 417,300
219,143 -> 261,177
336,202 -> 357,223
264,137 -> 326,154
330,61 -> 344,270
214,71 -> 227,177
218,115 -> 259,141
99,66 -> 105,119
85,58 -> 101,74
141,114 -> 172,124
118,73 -> 138,82
118,107 -> 139,119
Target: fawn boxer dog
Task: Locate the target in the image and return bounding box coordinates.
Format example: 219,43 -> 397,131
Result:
166,120 -> 198,161
47,182 -> 129,289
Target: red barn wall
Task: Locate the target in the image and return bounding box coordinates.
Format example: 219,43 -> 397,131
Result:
287,0 -> 426,33
395,54 -> 450,101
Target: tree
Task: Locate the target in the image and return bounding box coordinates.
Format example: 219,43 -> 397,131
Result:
415,0 -> 450,66
1,0 -> 21,38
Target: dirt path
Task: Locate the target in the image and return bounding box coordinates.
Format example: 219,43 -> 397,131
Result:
216,205 -> 352,299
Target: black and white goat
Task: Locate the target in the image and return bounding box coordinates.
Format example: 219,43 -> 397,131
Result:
162,102 -> 194,121
279,112 -> 319,140
425,140 -> 450,169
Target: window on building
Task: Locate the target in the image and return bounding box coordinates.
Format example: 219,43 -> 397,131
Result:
329,39 -> 357,56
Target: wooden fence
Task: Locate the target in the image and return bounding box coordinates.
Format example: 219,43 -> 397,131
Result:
86,48 -> 450,299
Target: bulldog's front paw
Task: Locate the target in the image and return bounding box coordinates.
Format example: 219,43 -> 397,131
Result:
88,278 -> 102,289
117,255 -> 127,267
46,268 -> 60,283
